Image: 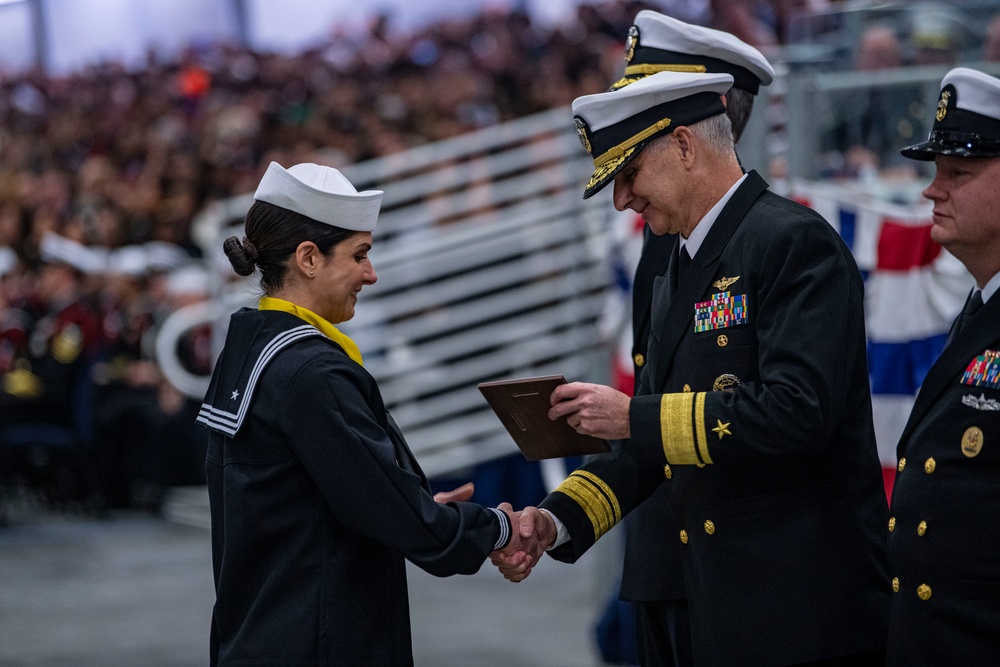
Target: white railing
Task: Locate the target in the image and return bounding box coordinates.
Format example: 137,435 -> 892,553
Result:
166,106 -> 617,477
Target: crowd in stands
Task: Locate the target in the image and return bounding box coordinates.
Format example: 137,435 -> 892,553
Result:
0,0 -> 998,511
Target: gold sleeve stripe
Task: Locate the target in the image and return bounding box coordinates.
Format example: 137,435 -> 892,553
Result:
660,392 -> 712,465
593,118 -> 671,168
694,392 -> 712,465
623,63 -> 708,77
554,471 -> 621,542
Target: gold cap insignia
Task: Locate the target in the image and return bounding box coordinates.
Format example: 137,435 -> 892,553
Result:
713,374 -> 742,392
574,117 -> 592,154
625,25 -> 638,63
936,90 -> 951,122
712,276 -> 740,290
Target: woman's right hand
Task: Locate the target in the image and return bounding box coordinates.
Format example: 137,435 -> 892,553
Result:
433,482 -> 474,504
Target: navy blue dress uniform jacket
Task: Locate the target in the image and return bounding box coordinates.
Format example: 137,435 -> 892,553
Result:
541,172 -> 890,665
887,292 -> 1000,665
198,309 -> 504,667
621,229 -> 687,602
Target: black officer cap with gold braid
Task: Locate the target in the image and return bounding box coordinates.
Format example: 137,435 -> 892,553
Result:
612,10 -> 775,93
573,70 -> 733,199
901,67 -> 1000,161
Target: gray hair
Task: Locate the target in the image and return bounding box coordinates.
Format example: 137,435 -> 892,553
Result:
689,112 -> 735,157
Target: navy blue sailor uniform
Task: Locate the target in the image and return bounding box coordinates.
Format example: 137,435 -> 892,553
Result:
541,171 -> 891,666
886,288 -> 1000,665
198,307 -> 509,667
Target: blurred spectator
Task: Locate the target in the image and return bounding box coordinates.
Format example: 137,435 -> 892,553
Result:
909,2 -> 970,67
984,14 -> 1000,61
820,24 -> 922,179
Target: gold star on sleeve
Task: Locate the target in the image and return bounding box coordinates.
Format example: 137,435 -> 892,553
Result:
712,420 -> 732,439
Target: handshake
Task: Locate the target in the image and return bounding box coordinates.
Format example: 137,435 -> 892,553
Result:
432,483 -> 557,581
489,503 -> 558,582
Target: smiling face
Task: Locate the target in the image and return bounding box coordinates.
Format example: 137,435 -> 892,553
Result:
312,232 -> 376,324
922,155 -> 1000,284
611,134 -> 697,237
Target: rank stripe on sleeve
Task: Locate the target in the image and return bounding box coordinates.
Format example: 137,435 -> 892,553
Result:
554,470 -> 622,542
659,392 -> 713,465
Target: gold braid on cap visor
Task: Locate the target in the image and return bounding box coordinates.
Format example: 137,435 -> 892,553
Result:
626,63 -> 707,77
593,117 -> 672,168
611,64 -> 707,90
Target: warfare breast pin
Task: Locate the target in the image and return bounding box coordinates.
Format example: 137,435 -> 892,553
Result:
712,276 -> 740,291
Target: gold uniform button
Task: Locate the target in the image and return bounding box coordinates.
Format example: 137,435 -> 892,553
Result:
917,520 -> 927,537
892,577 -> 900,593
682,384 -> 692,393
704,520 -> 715,535
717,335 -> 729,347
898,458 -> 906,472
679,530 -> 689,544
888,517 -> 896,532
663,464 -> 673,480
917,584 -> 932,601
633,353 -> 645,367
924,457 -> 936,474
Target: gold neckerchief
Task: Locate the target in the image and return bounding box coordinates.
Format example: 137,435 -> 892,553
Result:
258,296 -> 364,367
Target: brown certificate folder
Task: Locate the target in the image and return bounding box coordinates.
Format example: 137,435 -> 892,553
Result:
478,375 -> 609,461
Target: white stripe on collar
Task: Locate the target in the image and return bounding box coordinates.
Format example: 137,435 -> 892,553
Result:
196,324 -> 323,436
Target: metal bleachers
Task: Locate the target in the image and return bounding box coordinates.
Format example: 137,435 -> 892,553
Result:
165,105 -> 618,478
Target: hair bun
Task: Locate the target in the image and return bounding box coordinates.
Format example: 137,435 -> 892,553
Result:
223,235 -> 256,276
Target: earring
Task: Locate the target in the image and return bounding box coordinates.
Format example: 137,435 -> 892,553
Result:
310,271 -> 314,277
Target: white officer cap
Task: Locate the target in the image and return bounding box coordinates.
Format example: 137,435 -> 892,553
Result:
39,232 -> 105,275
253,162 -> 383,232
901,67 -> 1000,160
613,10 -> 775,94
573,70 -> 733,199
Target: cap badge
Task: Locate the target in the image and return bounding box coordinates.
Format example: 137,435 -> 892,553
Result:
574,117 -> 592,154
625,25 -> 639,63
936,90 -> 951,122
713,275 -> 740,291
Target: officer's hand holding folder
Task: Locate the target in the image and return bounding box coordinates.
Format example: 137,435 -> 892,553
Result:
478,375 -> 609,460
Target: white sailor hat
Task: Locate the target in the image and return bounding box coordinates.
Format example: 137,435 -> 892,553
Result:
106,245 -> 148,278
574,70 -> 733,199
144,241 -> 191,273
613,10 -> 774,93
253,162 -> 383,232
901,68 -> 1000,160
39,232 -> 105,275
165,265 -> 210,298
0,246 -> 16,277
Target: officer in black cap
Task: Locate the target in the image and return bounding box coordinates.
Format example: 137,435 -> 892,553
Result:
495,70 -> 890,667
610,12 -> 775,666
888,67 -> 1000,666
